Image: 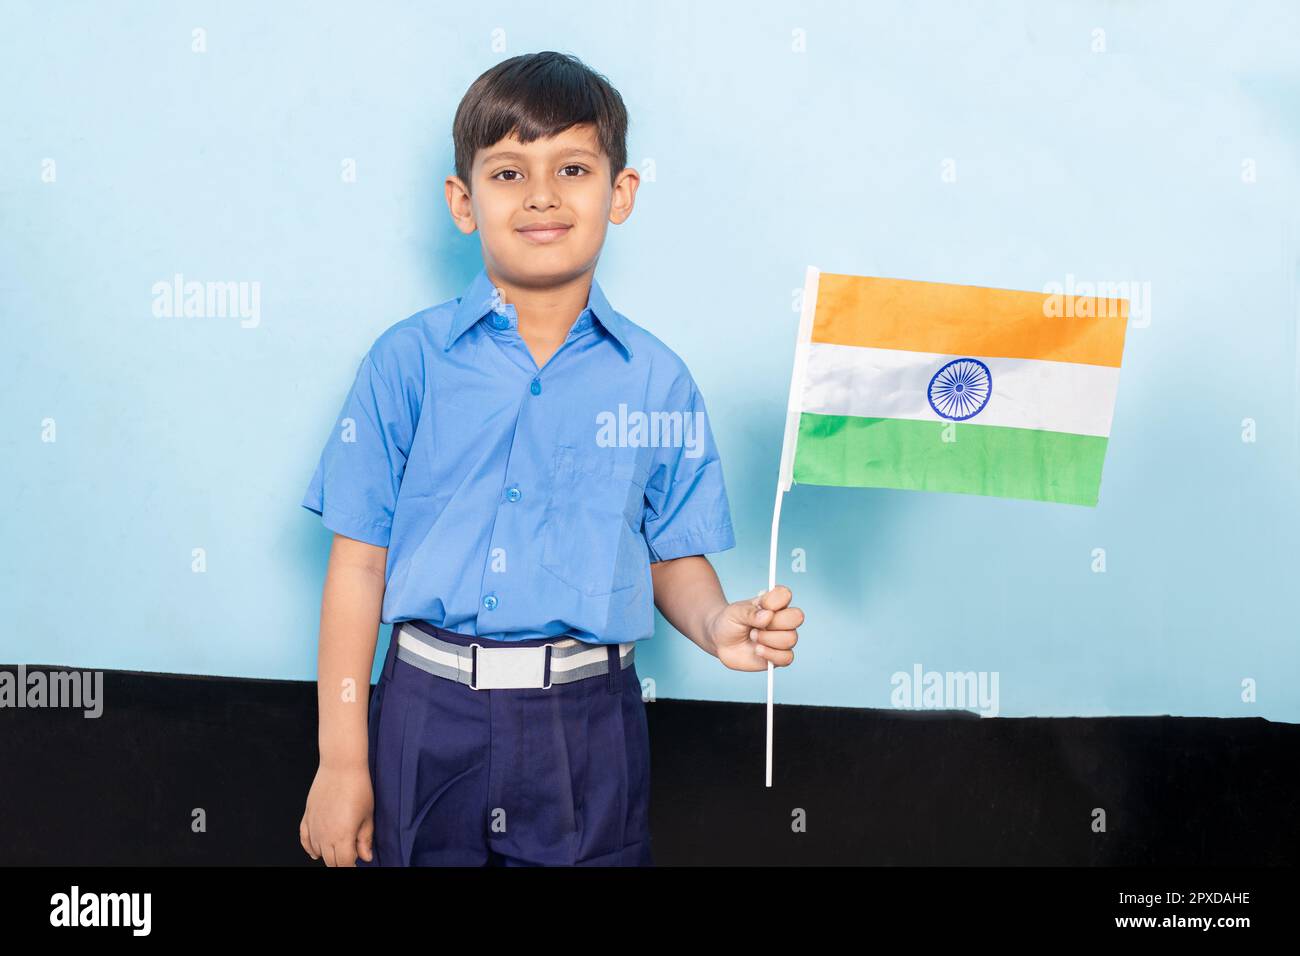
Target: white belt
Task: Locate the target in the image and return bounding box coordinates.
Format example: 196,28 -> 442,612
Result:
394,623 -> 634,690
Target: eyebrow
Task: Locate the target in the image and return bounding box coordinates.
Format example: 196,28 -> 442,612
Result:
481,147 -> 602,164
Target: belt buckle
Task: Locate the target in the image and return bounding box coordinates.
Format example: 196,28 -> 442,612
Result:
468,642 -> 555,690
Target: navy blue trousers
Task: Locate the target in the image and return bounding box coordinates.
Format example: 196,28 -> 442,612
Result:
358,621 -> 654,866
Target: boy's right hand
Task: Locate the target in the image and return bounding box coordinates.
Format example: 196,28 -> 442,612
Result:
300,762 -> 375,866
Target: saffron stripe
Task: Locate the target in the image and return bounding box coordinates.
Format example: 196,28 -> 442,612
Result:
813,272 -> 1129,368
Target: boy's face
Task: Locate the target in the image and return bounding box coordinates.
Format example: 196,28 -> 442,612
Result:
446,122 -> 638,288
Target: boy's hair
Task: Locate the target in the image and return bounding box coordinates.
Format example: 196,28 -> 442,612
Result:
453,51 -> 629,192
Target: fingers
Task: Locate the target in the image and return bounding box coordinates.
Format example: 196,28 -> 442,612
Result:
357,818 -> 375,863
748,624 -> 795,647
748,598 -> 795,629
759,584 -> 793,611
748,585 -> 794,626
752,638 -> 795,666
766,606 -> 804,630
748,600 -> 802,630
336,840 -> 361,867
750,626 -> 798,650
304,829 -> 364,867
300,817 -> 321,861
743,586 -> 803,667
748,609 -> 799,667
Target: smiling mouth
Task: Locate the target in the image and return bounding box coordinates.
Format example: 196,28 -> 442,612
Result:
516,226 -> 572,244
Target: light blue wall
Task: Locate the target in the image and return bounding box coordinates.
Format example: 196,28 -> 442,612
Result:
3,1 -> 1297,720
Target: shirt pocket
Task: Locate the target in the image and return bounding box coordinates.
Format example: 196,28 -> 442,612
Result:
540,444 -> 650,597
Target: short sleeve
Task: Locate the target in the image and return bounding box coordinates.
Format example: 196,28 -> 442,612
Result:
300,351 -> 416,548
642,374 -> 737,562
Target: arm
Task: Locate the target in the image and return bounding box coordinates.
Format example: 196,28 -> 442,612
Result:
650,555 -> 729,657
317,533 -> 388,768
650,555 -> 804,671
300,533 -> 388,867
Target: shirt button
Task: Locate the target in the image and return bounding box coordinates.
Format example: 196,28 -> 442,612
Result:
530,379 -> 542,395
482,594 -> 498,610
505,485 -> 521,502
492,314 -> 509,330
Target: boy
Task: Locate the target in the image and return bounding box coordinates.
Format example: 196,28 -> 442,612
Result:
297,51 -> 803,867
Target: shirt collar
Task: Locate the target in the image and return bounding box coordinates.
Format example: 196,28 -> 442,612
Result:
444,266 -> 634,359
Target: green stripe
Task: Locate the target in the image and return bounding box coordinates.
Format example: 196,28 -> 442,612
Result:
793,413 -> 1109,506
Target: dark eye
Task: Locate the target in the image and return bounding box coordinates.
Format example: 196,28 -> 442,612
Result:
559,164 -> 588,177
493,169 -> 522,182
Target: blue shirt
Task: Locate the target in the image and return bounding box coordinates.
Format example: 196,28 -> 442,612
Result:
301,266 -> 736,644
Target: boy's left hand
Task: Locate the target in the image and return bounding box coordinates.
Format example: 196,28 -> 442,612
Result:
709,584 -> 803,672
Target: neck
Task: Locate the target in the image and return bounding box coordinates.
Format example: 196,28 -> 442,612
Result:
486,266 -> 592,338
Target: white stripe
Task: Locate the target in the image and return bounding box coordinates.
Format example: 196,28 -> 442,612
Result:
800,343 -> 1120,437
397,625 -> 628,674
397,629 -> 467,672
549,643 -> 631,672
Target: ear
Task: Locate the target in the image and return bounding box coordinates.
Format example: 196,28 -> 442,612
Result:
445,175 -> 478,235
608,166 -> 640,225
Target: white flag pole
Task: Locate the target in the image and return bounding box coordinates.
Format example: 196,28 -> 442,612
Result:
763,482 -> 784,787
765,266 -> 820,788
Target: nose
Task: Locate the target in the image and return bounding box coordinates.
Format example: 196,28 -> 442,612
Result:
525,185 -> 560,212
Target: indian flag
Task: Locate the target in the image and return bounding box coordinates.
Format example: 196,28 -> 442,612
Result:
777,267 -> 1130,506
